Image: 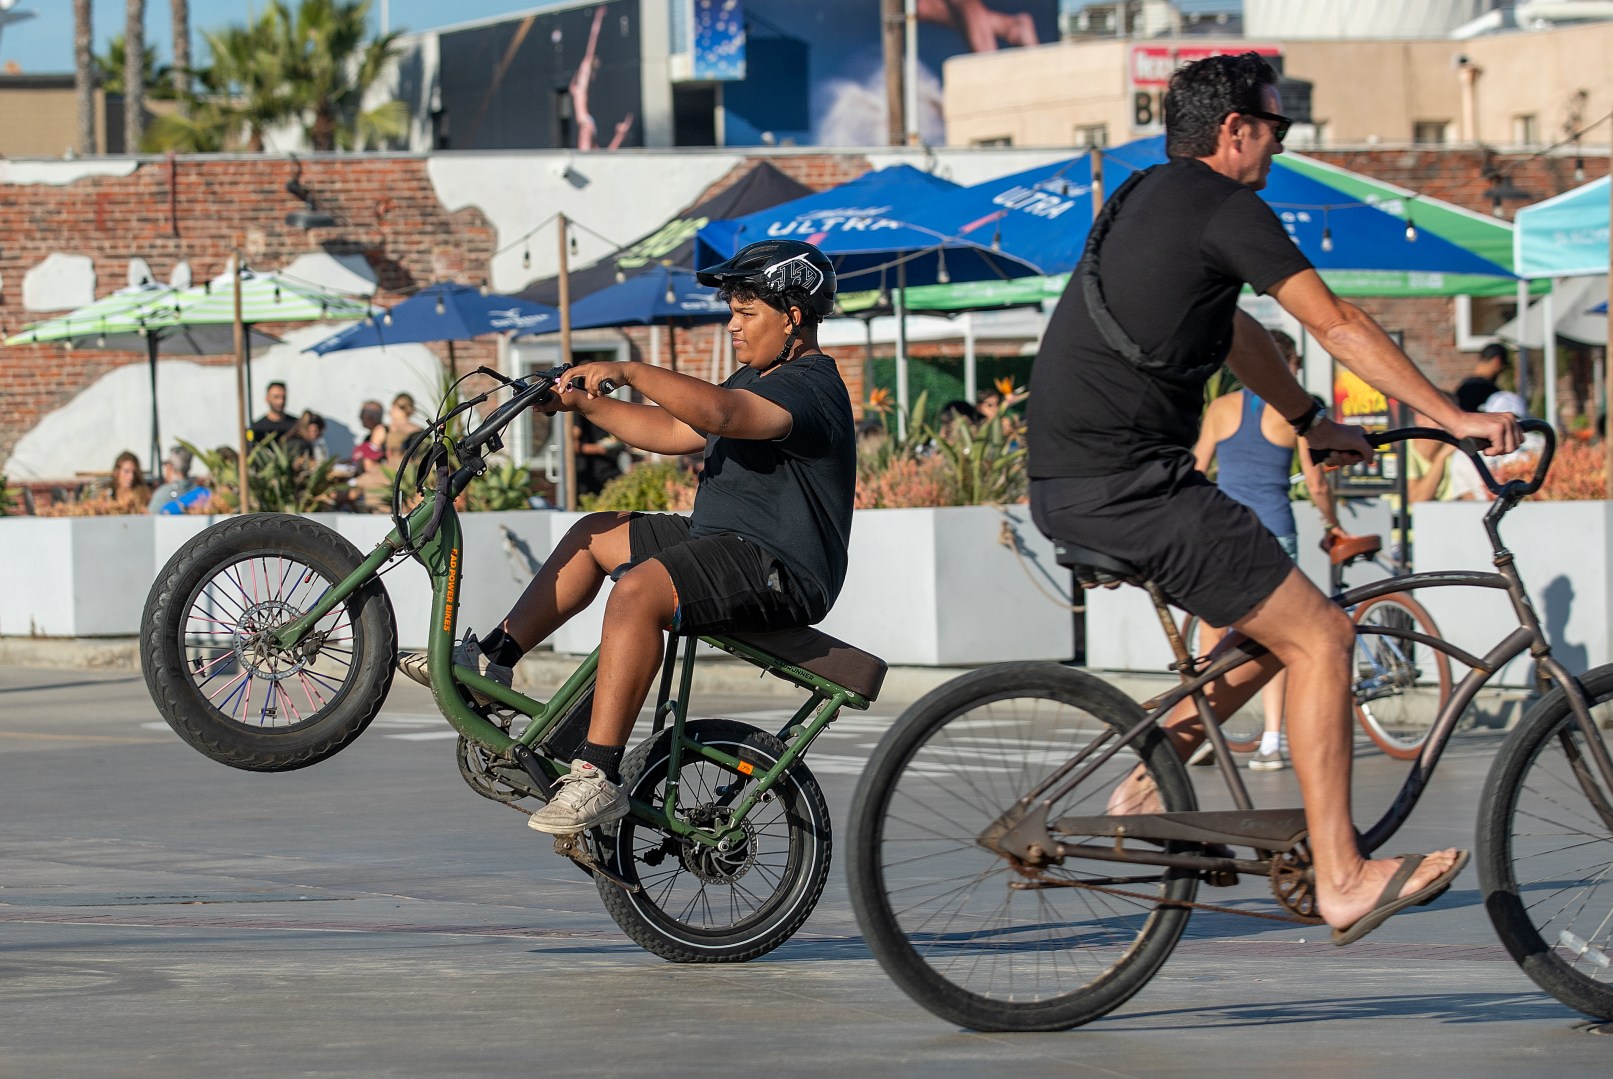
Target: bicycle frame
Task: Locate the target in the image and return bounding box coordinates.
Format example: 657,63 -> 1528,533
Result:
267,479 -> 872,852
994,423 -> 1613,876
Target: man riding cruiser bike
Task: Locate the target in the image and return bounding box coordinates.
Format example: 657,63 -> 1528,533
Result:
399,239 -> 856,836
1027,53 -> 1521,945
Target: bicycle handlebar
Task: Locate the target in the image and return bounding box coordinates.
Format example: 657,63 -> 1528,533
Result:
1365,419 -> 1556,499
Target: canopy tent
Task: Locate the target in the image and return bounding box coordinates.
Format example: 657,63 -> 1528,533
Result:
6,284 -> 277,475
1495,275 -> 1608,348
305,282 -> 559,374
516,161 -> 812,307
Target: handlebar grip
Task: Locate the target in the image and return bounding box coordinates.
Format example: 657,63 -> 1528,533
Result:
1365,420 -> 1556,498
569,376 -> 619,395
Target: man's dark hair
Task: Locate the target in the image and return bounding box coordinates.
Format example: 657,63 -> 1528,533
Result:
1480,342 -> 1511,366
266,380 -> 287,393
1164,52 -> 1279,159
718,283 -> 824,328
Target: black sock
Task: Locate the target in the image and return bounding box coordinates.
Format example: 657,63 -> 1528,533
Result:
575,740 -> 624,784
479,627 -> 525,667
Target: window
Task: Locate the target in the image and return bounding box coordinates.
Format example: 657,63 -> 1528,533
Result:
506,338 -> 629,471
1413,121 -> 1449,145
1513,114 -> 1539,147
1073,123 -> 1108,148
972,135 -> 1013,147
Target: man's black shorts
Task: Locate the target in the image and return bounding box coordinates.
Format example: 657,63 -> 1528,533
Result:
628,513 -> 814,635
1030,454 -> 1295,628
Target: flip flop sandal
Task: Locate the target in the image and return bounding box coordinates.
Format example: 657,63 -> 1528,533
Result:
1331,849 -> 1470,947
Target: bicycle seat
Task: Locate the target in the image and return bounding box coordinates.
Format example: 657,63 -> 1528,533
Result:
1053,542 -> 1144,590
1323,531 -> 1382,567
724,625 -> 888,703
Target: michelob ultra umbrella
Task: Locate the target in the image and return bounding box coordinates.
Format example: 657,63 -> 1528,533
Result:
305,281 -> 559,375
5,282 -> 278,475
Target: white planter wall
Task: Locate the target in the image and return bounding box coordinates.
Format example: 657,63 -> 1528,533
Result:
0,516 -> 153,637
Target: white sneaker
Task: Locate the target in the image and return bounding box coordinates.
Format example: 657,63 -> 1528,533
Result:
1249,747 -> 1287,771
1187,741 -> 1217,767
528,760 -> 629,835
396,631 -> 514,704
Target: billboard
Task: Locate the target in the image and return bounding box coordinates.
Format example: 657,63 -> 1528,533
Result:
1127,42 -> 1283,135
436,0 -> 643,151
722,0 -> 1059,147
692,0 -> 746,81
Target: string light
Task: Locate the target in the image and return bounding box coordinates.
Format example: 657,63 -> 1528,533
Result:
936,248 -> 950,284
435,292 -> 446,316
383,310 -> 393,326
522,245 -> 531,270
1320,207 -> 1333,253
479,280 -> 491,297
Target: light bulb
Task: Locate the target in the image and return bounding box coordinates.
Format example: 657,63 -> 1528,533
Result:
383,310 -> 393,326
1320,227 -> 1334,253
522,247 -> 531,270
1404,222 -> 1418,242
436,293 -> 446,316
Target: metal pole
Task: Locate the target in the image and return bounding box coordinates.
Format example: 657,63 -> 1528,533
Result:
147,335 -> 161,479
903,0 -> 920,147
1606,153 -> 1613,497
1543,279 -> 1558,427
963,312 -> 977,403
882,0 -> 905,146
1090,146 -> 1105,221
558,213 -> 577,512
232,255 -> 251,514
895,262 -> 910,429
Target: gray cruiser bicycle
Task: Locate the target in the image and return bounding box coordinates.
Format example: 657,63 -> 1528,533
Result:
847,421 -> 1613,1030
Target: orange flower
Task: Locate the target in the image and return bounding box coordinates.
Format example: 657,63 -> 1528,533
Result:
994,375 -> 1017,399
867,387 -> 893,413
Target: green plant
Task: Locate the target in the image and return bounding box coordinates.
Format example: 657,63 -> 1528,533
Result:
0,475 -> 21,516
581,461 -> 698,512
466,459 -> 538,512
181,438 -> 345,514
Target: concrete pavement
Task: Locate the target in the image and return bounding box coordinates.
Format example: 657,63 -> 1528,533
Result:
1,664 -> 1609,1077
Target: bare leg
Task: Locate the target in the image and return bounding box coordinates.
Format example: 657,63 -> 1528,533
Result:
1234,568 -> 1462,932
1261,670 -> 1286,740
498,511 -> 635,650
586,560 -> 679,747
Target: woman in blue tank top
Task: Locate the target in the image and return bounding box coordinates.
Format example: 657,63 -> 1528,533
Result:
1192,331 -> 1341,771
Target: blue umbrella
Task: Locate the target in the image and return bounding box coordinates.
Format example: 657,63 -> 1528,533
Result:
556,264 -> 728,372
694,164 -> 1044,292
900,135 -> 1517,279
306,282 -> 561,373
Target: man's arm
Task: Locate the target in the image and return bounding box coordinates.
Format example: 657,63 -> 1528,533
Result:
1269,269 -> 1520,455
1295,433 -> 1342,531
567,361 -> 793,447
1222,311 -> 1372,464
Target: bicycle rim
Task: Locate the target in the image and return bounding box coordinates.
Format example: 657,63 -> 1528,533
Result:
1479,668 -> 1613,1020
849,665 -> 1196,1031
1351,595 -> 1451,759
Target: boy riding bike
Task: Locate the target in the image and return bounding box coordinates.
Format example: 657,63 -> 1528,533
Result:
399,239 -> 856,836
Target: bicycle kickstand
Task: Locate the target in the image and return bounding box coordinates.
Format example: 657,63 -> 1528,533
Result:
552,832 -> 642,893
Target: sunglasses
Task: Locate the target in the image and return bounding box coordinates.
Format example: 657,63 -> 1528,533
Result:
1241,108 -> 1292,144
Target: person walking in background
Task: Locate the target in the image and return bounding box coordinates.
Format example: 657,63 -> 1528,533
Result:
1192,329 -> 1343,771
1455,343 -> 1510,412
247,381 -> 297,448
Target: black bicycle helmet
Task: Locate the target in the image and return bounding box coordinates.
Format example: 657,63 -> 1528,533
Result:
697,239 -> 837,319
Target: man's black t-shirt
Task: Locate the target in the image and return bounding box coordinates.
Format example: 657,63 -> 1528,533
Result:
1028,158 -> 1313,478
690,354 -> 856,621
1455,375 -> 1500,412
248,414 -> 298,446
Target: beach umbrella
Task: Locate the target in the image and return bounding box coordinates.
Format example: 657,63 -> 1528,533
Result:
6,283 -> 278,474
544,264 -> 727,372
305,281 -> 559,374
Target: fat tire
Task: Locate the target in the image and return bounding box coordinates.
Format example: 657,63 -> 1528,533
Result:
847,662 -> 1197,1031
1350,593 -> 1452,760
596,719 -> 831,963
140,513 -> 397,771
1477,663 -> 1613,1021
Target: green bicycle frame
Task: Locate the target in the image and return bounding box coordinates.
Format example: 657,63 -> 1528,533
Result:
272,485 -> 873,849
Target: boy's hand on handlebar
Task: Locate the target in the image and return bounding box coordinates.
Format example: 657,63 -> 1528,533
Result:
566,361 -> 631,400
1304,417 -> 1374,467
1446,410 -> 1522,456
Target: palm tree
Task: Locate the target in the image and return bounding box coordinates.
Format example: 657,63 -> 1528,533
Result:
73,0 -> 93,155
125,0 -> 146,151
170,0 -> 190,97
97,34 -> 174,100
277,0 -> 407,151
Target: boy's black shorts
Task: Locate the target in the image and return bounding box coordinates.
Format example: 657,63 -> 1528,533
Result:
1029,453 -> 1295,629
627,513 -> 814,635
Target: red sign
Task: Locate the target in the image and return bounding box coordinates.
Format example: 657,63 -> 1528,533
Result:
1129,43 -> 1282,87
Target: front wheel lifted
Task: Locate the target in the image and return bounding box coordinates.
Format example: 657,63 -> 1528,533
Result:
140,513 -> 397,771
595,719 -> 831,963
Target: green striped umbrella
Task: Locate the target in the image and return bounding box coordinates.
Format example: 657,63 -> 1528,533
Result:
129,269 -> 372,327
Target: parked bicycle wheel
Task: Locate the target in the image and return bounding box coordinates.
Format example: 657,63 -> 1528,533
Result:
141,514 -> 397,771
1350,593 -> 1452,759
1179,614 -> 1264,754
1478,663 -> 1613,1021
847,662 -> 1199,1031
596,719 -> 831,963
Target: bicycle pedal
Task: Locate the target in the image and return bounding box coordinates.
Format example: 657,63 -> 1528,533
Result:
551,833 -> 641,893
1203,868 -> 1238,888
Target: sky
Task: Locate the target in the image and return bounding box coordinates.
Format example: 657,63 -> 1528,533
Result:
0,1 -> 579,75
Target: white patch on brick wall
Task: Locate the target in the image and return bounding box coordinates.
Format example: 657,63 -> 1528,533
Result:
279,252 -> 379,297
0,159 -> 141,186
22,253 -> 97,312
427,153 -> 744,293
2,324 -> 442,481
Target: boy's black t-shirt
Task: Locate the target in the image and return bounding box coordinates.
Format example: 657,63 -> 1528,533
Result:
1028,157 -> 1313,478
689,353 -> 856,622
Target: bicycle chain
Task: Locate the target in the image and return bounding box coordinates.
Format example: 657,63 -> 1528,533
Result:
1034,875 -> 1325,925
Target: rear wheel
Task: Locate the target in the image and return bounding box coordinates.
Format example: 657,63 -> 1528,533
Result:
1477,664 -> 1613,1021
1350,593 -> 1452,759
847,662 -> 1198,1031
140,514 -> 396,771
596,719 -> 831,963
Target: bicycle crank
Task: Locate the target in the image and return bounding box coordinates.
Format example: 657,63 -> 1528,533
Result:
552,832 -> 641,893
